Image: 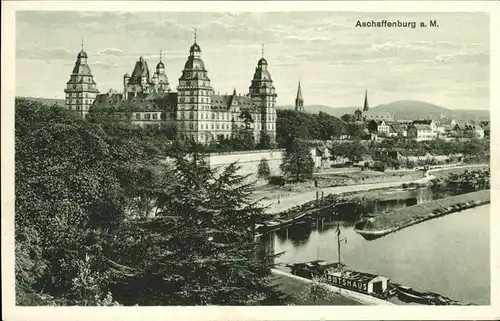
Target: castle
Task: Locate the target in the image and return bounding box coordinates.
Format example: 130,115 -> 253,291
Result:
65,33 -> 277,144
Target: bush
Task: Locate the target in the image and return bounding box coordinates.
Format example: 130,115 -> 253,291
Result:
269,175 -> 286,186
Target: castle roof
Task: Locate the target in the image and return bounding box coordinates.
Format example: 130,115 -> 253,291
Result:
129,57 -> 150,84
77,49 -> 88,59
93,91 -> 177,112
210,93 -> 257,112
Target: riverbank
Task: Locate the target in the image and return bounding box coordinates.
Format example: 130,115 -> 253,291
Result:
259,175 -> 435,214
355,190 -> 490,240
272,269 -> 393,306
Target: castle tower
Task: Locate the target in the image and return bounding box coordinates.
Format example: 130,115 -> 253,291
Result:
64,38 -> 99,117
363,89 -> 369,112
177,30 -> 213,143
151,50 -> 170,93
249,44 -> 277,142
295,80 -> 304,112
124,56 -> 151,99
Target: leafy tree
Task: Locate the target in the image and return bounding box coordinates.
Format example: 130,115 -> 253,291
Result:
257,158 -> 271,179
341,114 -> 354,123
257,132 -> 272,150
110,153 -> 288,305
346,123 -> 365,139
276,110 -> 312,147
15,98 -> 155,305
280,140 -> 314,182
299,275 -> 338,305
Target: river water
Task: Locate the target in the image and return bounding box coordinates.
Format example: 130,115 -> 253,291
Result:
264,205 -> 490,305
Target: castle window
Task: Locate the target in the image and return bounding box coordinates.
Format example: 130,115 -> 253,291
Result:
222,124 -> 225,129
212,113 -> 215,119
145,113 -> 151,120
135,113 -> 141,120
152,113 -> 158,120
216,124 -> 219,129
211,124 -> 214,129
189,112 -> 193,119
189,123 -> 193,129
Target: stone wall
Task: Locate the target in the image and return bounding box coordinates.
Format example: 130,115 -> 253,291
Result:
207,149 -> 285,181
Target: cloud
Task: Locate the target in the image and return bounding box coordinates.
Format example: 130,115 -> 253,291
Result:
97,48 -> 125,56
16,47 -> 75,61
436,52 -> 489,65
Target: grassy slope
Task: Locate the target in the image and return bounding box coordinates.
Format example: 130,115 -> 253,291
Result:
364,190 -> 490,231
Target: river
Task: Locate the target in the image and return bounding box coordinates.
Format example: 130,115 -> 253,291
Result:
264,204 -> 490,305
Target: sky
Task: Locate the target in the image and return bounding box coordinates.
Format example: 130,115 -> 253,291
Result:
16,11 -> 489,110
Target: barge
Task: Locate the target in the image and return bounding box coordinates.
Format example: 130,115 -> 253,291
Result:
285,260 -> 470,305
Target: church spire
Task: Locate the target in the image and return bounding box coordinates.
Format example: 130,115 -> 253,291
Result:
295,79 -> 304,112
363,89 -> 369,111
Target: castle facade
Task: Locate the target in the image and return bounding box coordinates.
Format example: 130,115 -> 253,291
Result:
65,35 -> 277,144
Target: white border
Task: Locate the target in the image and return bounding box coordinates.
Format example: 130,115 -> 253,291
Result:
2,1 -> 499,320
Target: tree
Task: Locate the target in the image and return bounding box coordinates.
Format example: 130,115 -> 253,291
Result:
276,110 -> 311,147
280,140 -> 314,182
257,158 -> 271,179
110,152 -> 288,305
299,275 -> 338,305
15,98 -> 160,305
257,132 -> 272,150
346,123 -> 365,139
341,114 -> 354,123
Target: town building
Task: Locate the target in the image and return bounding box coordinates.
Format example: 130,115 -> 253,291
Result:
295,80 -> 304,112
82,34 -> 277,144
354,90 -> 395,122
367,120 -> 390,135
388,123 -> 407,137
407,123 -> 437,141
452,121 -> 485,139
64,41 -> 99,117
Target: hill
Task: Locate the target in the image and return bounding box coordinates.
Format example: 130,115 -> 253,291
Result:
277,100 -> 489,121
276,105 -> 357,117
18,97 -> 65,106
373,100 -> 489,121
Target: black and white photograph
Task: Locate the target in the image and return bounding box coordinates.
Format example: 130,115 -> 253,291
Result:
2,1 -> 499,320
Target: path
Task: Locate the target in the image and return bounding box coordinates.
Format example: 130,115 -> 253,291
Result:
260,175 -> 435,214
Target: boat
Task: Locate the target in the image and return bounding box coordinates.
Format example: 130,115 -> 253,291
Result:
287,260 -> 393,299
397,286 -> 437,305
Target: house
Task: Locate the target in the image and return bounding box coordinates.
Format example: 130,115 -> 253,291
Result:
451,121 -> 485,139
363,111 -> 395,122
311,146 -> 331,169
407,123 -> 437,141
367,120 -> 390,135
438,119 -> 457,134
413,119 -> 437,132
388,123 -> 407,137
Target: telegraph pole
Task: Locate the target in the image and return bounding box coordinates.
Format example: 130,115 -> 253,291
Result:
336,223 -> 347,264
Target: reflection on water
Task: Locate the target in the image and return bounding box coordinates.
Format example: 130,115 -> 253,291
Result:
265,205 -> 490,305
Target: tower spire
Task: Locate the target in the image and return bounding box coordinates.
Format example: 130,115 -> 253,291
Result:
194,28 -> 197,44
363,89 -> 369,112
295,79 -> 304,112
81,36 -> 84,50
261,44 -> 264,58
160,49 -> 163,62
